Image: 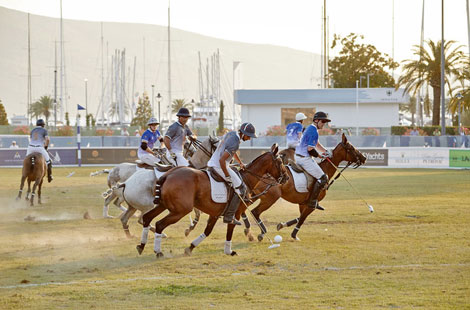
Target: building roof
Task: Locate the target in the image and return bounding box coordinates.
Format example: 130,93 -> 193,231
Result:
235,88 -> 409,105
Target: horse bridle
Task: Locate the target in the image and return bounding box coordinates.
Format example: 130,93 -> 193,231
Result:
337,141 -> 363,169
189,138 -> 218,158
241,152 -> 288,200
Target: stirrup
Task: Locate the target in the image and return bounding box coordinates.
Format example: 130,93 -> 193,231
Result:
223,218 -> 242,226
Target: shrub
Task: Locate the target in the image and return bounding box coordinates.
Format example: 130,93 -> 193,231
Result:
95,128 -> 115,136
13,126 -> 30,135
403,128 -> 427,136
264,125 -> 284,136
361,127 -> 380,136
56,126 -> 74,136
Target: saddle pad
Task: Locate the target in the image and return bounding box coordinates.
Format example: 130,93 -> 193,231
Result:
153,168 -> 166,179
205,171 -> 228,203
288,166 -> 309,193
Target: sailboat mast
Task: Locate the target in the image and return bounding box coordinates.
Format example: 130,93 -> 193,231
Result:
167,3 -> 172,122
27,13 -> 32,125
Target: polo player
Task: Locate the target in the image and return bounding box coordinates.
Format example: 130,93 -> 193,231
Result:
26,119 -> 53,182
163,107 -> 197,167
138,117 -> 164,166
286,112 -> 307,149
295,111 -> 332,209
207,122 -> 257,225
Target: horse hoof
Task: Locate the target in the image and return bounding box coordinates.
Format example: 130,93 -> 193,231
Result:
16,196 -> 20,201
184,229 -> 190,237
25,197 -> 29,201
155,252 -> 164,258
291,236 -> 301,241
124,230 -> 133,239
162,233 -> 168,238
243,228 -> 250,236
230,251 -> 237,256
136,244 -> 145,255
104,215 -> 114,219
184,247 -> 192,256
277,223 -> 285,231
257,234 -> 264,242
247,232 -> 255,242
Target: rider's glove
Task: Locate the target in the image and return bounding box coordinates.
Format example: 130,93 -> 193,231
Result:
170,152 -> 176,159
321,150 -> 332,158
44,145 -> 48,151
224,175 -> 233,187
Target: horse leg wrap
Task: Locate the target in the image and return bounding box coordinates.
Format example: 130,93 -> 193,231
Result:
286,218 -> 299,227
224,240 -> 232,255
103,205 -> 109,218
191,233 -> 206,247
242,214 -> 250,228
154,233 -> 163,253
141,226 -> 150,245
153,184 -> 161,205
258,220 -> 267,235
118,205 -> 127,212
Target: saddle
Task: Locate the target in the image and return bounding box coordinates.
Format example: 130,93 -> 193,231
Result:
287,159 -> 315,191
135,160 -> 173,172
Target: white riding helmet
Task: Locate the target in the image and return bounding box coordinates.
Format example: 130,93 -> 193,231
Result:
295,112 -> 307,121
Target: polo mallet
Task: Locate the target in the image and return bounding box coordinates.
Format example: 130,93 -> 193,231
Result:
326,157 -> 374,213
234,191 -> 280,249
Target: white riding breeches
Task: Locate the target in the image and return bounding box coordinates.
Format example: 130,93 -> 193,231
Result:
295,155 -> 324,179
166,149 -> 189,167
138,153 -> 161,166
26,145 -> 50,162
211,166 -> 242,194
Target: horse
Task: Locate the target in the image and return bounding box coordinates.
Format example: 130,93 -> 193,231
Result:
136,143 -> 287,257
16,153 -> 47,206
183,146 -> 294,239
246,133 -> 366,241
109,136 -> 219,237
93,136 -> 219,219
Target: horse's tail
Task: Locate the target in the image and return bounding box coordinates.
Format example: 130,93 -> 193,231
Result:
154,174 -> 168,207
90,169 -> 110,177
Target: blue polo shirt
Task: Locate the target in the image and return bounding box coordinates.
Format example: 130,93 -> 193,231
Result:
138,129 -> 161,157
286,122 -> 303,146
295,124 -> 319,157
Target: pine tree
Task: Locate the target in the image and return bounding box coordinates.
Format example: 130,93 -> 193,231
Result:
218,100 -> 224,135
0,100 -> 9,125
131,92 -> 152,129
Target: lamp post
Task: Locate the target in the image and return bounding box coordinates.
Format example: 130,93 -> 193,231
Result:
356,80 -> 359,136
151,84 -> 155,116
367,73 -> 374,88
456,92 -> 463,134
84,78 -> 88,116
420,98 -> 424,126
156,93 -> 162,123
191,99 -> 195,127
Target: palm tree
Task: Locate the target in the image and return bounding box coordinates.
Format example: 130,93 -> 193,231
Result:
396,40 -> 465,125
171,99 -> 192,114
448,59 -> 470,116
29,95 -> 54,123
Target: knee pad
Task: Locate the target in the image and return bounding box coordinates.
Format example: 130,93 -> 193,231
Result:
319,174 -> 328,188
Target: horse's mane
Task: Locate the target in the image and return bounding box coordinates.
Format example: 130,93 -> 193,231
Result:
245,151 -> 271,169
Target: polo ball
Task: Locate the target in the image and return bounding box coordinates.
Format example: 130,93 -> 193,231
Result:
274,235 -> 282,243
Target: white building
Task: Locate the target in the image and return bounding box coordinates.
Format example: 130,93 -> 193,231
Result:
235,88 -> 409,134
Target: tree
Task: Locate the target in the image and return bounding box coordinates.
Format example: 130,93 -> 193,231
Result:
448,59 -> 470,117
131,92 -> 152,129
396,39 -> 464,125
218,100 -> 225,135
0,100 -> 9,125
329,33 -> 398,88
171,99 -> 192,113
65,112 -> 70,126
29,95 -> 54,123
400,96 -> 417,125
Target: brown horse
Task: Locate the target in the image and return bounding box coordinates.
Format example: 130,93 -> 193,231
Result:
16,152 -> 47,206
247,133 -> 366,241
137,143 -> 287,257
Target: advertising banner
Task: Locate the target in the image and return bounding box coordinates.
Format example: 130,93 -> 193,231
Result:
388,148 -> 419,167
0,148 -> 77,166
359,149 -> 388,166
417,148 -> 448,168
449,149 -> 470,168
81,148 -> 138,165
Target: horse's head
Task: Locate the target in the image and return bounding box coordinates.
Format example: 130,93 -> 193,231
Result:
278,148 -> 295,165
188,136 -> 220,169
332,133 -> 366,168
265,143 -> 289,184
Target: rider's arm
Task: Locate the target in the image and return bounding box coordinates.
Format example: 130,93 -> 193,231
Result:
163,136 -> 171,151
233,152 -> 245,170
219,151 -> 231,178
44,136 -> 50,149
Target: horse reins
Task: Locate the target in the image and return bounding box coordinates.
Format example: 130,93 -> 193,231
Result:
324,142 -> 362,189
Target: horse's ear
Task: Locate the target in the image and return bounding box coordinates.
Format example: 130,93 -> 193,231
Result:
271,143 -> 279,155
342,133 -> 347,143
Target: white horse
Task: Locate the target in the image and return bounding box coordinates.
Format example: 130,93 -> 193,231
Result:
106,136 -> 219,236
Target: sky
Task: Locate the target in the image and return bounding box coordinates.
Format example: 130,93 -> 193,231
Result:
0,0 -> 469,64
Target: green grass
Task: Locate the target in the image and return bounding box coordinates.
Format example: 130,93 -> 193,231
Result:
0,167 -> 469,309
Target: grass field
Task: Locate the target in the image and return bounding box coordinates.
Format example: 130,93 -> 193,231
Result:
0,167 -> 469,309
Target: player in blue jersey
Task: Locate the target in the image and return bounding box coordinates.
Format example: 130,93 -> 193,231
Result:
286,112 -> 307,149
208,122 -> 257,225
27,119 -> 53,182
138,117 -> 164,166
294,111 -> 333,209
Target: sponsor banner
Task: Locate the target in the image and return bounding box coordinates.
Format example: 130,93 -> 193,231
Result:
359,149 -> 388,166
449,149 -> 470,168
81,148 -> 138,165
389,148 -> 449,168
388,148 -> 419,167
0,148 -> 77,166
